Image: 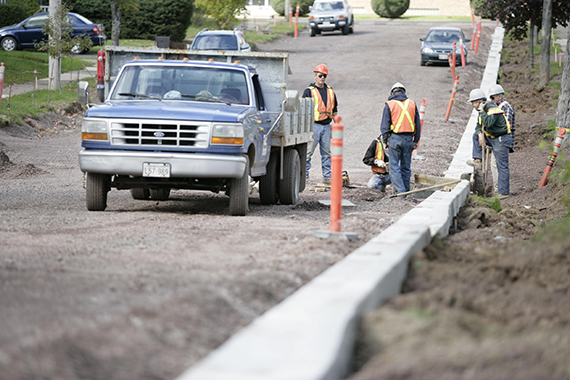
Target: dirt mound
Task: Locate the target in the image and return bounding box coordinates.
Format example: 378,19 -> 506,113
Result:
0,149 -> 44,178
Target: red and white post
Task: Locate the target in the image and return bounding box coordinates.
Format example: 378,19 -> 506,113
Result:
314,115 -> 358,241
412,98 -> 426,159
459,37 -> 466,67
538,128 -> 566,187
0,62 -> 4,109
294,3 -> 300,39
444,75 -> 460,121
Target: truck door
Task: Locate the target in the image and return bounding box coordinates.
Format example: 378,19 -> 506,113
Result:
252,74 -> 273,166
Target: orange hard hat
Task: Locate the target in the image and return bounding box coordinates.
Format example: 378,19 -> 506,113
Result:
314,64 -> 329,75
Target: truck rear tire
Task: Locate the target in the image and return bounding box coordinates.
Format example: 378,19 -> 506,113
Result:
130,188 -> 150,200
229,156 -> 249,216
259,152 -> 279,205
279,148 -> 300,205
150,188 -> 171,201
86,173 -> 109,211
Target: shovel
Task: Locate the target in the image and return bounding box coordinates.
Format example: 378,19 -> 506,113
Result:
388,179 -> 462,198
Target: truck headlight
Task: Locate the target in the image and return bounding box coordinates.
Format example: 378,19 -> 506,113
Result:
211,123 -> 244,145
81,118 -> 108,141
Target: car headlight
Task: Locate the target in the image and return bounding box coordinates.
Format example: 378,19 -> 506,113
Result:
211,123 -> 244,145
421,47 -> 434,53
81,118 -> 108,141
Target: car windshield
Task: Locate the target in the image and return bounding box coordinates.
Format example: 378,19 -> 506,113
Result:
110,64 -> 249,105
314,1 -> 345,11
426,30 -> 463,43
192,35 -> 238,50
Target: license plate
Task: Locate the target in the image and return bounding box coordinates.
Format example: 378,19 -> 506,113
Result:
322,22 -> 332,27
143,163 -> 170,178
439,54 -> 448,60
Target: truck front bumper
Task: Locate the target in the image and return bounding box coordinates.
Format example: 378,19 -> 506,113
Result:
79,150 -> 247,179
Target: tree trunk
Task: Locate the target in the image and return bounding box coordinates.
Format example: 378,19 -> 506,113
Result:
533,24 -> 539,45
556,27 -> 570,147
49,0 -> 62,92
110,0 -> 122,46
529,20 -> 535,68
540,0 -> 553,85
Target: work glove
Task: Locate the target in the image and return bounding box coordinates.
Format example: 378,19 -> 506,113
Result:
374,159 -> 386,168
477,101 -> 486,113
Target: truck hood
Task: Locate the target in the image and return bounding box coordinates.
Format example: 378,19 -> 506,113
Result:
85,100 -> 248,122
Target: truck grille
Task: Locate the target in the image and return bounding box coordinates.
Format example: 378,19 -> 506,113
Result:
109,120 -> 210,148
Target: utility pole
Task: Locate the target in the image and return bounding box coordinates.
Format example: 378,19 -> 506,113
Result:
49,0 -> 61,91
285,0 -> 290,22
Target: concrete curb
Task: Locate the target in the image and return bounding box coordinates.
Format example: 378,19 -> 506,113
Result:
176,27 -> 505,380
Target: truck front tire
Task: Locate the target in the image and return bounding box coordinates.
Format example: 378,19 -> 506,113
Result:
86,173 -> 109,211
279,148 -> 300,205
229,156 -> 250,216
259,152 -> 279,205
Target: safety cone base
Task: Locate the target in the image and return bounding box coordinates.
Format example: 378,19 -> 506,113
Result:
313,230 -> 359,241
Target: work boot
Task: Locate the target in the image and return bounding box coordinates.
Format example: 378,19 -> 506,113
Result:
322,179 -> 330,185
467,159 -> 482,168
497,193 -> 510,200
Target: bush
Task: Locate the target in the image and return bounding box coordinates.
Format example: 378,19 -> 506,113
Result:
0,4 -> 28,28
371,0 -> 410,18
66,0 -> 193,42
270,0 -> 313,17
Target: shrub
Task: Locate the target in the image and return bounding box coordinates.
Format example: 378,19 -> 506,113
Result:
270,0 -> 313,17
66,0 -> 193,42
0,4 -> 28,28
371,0 -> 410,18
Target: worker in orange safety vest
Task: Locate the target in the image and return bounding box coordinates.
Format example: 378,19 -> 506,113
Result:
380,82 -> 421,194
362,137 -> 391,192
302,63 -> 338,184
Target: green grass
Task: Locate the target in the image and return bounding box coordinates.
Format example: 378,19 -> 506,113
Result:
0,77 -> 96,126
0,50 -> 94,86
471,194 -> 502,212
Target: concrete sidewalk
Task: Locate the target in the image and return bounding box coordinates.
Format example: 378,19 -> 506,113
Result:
1,57 -> 97,99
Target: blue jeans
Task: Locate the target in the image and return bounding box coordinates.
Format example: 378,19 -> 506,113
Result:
472,132 -> 512,195
367,173 -> 391,191
388,133 -> 414,194
307,122 -> 331,180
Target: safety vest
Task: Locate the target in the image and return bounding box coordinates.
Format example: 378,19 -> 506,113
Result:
309,85 -> 335,122
371,139 -> 387,174
479,107 -> 511,138
387,99 -> 416,133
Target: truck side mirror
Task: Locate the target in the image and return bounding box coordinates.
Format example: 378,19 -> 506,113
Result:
284,90 -> 298,112
77,81 -> 90,104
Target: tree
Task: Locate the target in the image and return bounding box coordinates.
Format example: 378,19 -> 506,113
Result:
540,0 -> 553,85
556,27 -> 570,145
479,0 -> 570,69
37,1 -> 92,91
269,0 -> 312,17
195,0 -> 247,30
110,0 -> 139,46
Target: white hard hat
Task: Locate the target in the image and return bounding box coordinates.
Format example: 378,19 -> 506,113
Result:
468,88 -> 486,103
391,82 -> 406,93
488,84 -> 505,97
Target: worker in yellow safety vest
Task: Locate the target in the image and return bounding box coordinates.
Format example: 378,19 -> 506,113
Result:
362,137 -> 392,192
380,82 -> 421,194
302,64 -> 338,184
466,88 -> 512,200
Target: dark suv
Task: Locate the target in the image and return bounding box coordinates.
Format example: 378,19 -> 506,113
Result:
190,29 -> 251,52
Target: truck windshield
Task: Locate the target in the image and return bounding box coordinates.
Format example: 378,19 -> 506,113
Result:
110,65 -> 249,105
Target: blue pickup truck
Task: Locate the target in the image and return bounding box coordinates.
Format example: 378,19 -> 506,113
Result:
77,48 -> 314,215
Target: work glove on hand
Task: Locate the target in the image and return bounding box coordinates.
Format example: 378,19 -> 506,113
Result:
477,101 -> 486,113
374,159 -> 386,168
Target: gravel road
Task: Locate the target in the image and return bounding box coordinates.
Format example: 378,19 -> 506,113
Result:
0,22 -> 491,380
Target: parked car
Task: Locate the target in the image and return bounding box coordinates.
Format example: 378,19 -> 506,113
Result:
190,29 -> 251,52
0,12 -> 106,53
420,27 -> 469,66
308,0 -> 354,37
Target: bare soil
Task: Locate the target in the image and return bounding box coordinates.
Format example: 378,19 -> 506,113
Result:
0,22 -> 567,380
348,37 -> 570,380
